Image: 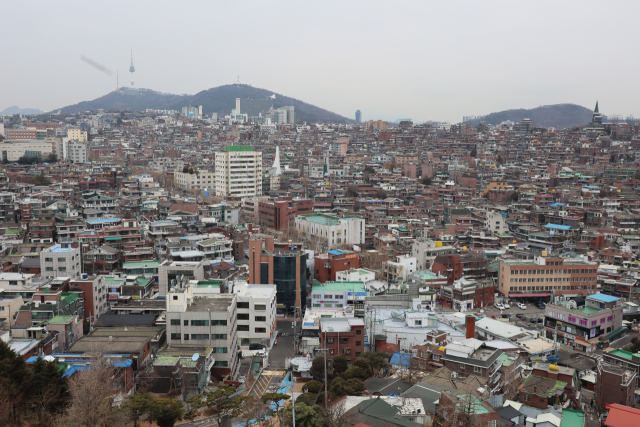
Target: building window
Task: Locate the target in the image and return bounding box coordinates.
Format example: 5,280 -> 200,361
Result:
183,320 -> 189,326
255,316 -> 266,322
237,313 -> 249,320
212,320 -> 228,326
356,341 -> 361,346
170,333 -> 180,340
255,328 -> 266,333
356,329 -> 361,335
212,334 -> 227,339
170,319 -> 180,326
213,347 -> 227,353
327,338 -> 334,344
254,304 -> 266,310
191,334 -> 209,340
183,334 -> 189,340
474,366 -> 481,373
237,325 -> 249,331
191,320 -> 209,326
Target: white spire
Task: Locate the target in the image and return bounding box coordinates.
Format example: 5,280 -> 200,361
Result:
272,145 -> 282,176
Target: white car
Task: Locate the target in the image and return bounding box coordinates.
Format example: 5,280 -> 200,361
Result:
503,303 -> 510,309
238,376 -> 246,384
495,303 -> 505,310
517,303 -> 527,310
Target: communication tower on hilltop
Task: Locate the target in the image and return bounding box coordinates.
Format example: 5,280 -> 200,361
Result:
129,49 -> 135,86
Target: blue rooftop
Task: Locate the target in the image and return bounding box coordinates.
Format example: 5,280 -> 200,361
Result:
328,250 -> 345,256
389,352 -> 411,367
87,217 -> 121,224
544,223 -> 571,230
51,247 -> 71,252
588,293 -> 620,303
550,203 -> 566,207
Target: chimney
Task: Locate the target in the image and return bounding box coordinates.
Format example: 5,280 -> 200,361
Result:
465,315 -> 475,339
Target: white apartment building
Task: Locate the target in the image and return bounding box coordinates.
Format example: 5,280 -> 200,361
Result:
149,157 -> 185,173
174,170 -> 215,192
294,214 -> 365,247
166,287 -> 239,379
233,282 -> 277,348
67,128 -> 87,142
215,146 -> 262,198
0,140 -> 54,162
40,244 -> 82,279
485,210 -> 509,235
66,141 -> 87,163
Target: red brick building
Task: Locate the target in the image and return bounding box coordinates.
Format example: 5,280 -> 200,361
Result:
319,317 -> 365,361
257,196 -> 312,231
596,364 -> 637,412
314,250 -> 361,283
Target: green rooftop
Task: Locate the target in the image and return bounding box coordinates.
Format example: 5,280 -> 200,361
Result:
522,375 -> 567,398
312,281 -> 366,293
197,280 -> 225,288
226,145 -> 253,152
48,315 -> 76,324
559,409 -> 586,427
123,260 -> 161,268
299,214 -> 342,225
453,394 -> 490,415
412,270 -> 444,280
576,306 -> 600,315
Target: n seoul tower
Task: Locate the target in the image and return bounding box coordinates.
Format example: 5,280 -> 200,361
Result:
129,49 -> 135,86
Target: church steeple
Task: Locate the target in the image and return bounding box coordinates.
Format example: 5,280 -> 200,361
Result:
594,101 -> 599,113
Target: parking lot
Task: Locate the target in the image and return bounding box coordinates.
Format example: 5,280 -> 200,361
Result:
482,302 -> 547,325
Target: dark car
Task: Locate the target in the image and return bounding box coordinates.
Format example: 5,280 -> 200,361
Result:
501,313 -> 512,320
530,317 -> 538,323
249,343 -> 266,350
516,314 -> 526,320
536,302 -> 546,310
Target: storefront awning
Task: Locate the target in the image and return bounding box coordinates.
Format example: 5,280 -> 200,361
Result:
508,293 -> 552,297
606,327 -> 627,340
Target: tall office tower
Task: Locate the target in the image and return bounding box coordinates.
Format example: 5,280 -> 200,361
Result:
215,145 -> 263,198
356,110 -> 362,123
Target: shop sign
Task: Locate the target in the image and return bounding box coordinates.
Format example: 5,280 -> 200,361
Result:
590,328 -> 597,338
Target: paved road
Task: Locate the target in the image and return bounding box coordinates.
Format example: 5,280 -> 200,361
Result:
249,373 -> 283,399
269,319 -> 298,370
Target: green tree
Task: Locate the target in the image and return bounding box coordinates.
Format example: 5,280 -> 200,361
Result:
344,366 -> 367,381
123,392 -> 155,427
497,155 -> 504,165
183,394 -> 202,425
44,153 -> 58,163
282,402 -> 320,427
373,189 -> 387,199
421,177 -> 432,186
17,155 -> 40,165
510,192 -> 519,202
303,380 -> 323,394
296,392 -> 317,407
310,355 -> 326,380
202,384 -> 247,427
332,354 -> 348,374
0,339 -> 33,423
362,352 -> 390,376
83,318 -> 91,335
30,357 -> 70,415
262,392 -> 290,427
470,148 -> 477,157
346,378 -> 364,395
363,166 -> 376,174
32,174 -> 52,185
183,165 -> 190,173
150,398 -> 185,427
328,377 -> 350,397
352,357 -> 372,378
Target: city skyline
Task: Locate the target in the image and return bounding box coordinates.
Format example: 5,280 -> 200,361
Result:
2,1 -> 640,123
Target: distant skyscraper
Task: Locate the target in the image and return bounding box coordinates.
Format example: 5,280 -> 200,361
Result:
355,110 -> 362,123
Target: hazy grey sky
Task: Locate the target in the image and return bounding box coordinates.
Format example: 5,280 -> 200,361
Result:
2,1 -> 639,123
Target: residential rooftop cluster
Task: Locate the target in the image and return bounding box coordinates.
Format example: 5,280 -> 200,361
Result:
1,103 -> 639,426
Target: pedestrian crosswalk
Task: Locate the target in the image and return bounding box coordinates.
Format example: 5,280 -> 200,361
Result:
262,370 -> 286,376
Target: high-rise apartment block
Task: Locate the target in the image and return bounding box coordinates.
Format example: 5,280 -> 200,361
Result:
215,145 -> 262,198
355,110 -> 361,123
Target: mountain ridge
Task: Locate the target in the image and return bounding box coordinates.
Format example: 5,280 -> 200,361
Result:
57,84 -> 355,124
0,106 -> 44,115
463,103 -> 594,129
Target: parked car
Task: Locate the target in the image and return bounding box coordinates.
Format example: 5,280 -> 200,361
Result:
530,317 -> 538,323
536,302 -> 546,310
495,303 -> 505,310
255,349 -> 267,356
249,343 -> 266,350
517,303 -> 527,310
238,375 -> 246,384
503,303 -> 510,309
501,313 -> 512,320
516,314 -> 526,320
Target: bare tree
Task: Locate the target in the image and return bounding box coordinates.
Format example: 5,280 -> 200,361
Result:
56,359 -> 128,427
238,396 -> 270,427
319,398 -> 352,427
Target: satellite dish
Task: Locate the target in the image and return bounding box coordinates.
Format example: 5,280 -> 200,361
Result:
192,353 -> 200,361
